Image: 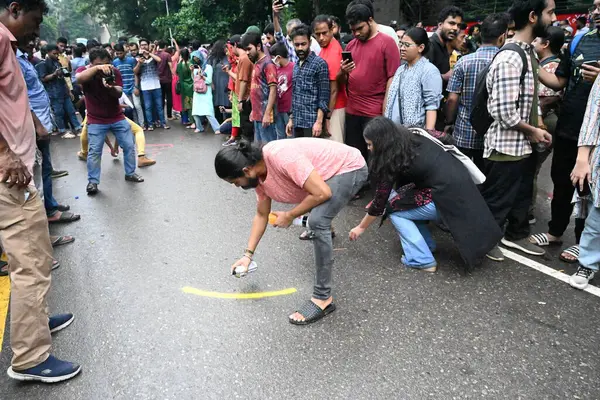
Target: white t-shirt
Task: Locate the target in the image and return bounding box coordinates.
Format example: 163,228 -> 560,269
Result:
378,23 -> 400,49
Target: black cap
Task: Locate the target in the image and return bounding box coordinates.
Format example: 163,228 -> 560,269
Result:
228,34 -> 242,46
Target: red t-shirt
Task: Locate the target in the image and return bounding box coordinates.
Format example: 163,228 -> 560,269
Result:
157,51 -> 172,83
318,39 -> 347,110
276,61 -> 294,114
345,33 -> 400,117
77,65 -> 124,124
250,56 -> 278,122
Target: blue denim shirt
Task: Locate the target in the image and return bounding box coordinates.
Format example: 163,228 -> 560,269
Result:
35,57 -> 68,99
17,50 -> 54,131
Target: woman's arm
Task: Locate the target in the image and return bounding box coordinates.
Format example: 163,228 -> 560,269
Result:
349,182 -> 392,240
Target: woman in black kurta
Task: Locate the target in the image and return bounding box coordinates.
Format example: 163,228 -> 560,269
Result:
351,117 -> 502,271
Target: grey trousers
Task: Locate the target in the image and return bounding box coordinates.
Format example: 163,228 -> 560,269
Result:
309,165 -> 368,300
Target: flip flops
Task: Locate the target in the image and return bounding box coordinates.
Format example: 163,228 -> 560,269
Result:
289,300 -> 336,325
48,211 -> 81,224
560,245 -> 579,264
51,236 -> 75,248
529,233 -> 563,247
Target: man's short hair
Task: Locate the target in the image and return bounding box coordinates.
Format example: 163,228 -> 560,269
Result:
228,34 -> 242,47
241,32 -> 262,49
480,13 -> 510,44
3,0 -> 49,13
118,36 -> 128,43
57,37 -> 67,44
286,18 -> 302,33
290,23 -> 312,40
269,42 -> 288,58
331,15 -> 341,26
114,43 -> 125,52
158,39 -> 168,49
510,0 -> 548,31
139,38 -> 150,46
437,6 -> 464,24
89,48 -> 111,63
73,46 -> 83,58
45,43 -> 58,52
263,23 -> 274,36
102,43 -> 112,49
576,16 -> 587,25
346,4 -> 373,26
347,0 -> 374,16
312,14 -> 333,30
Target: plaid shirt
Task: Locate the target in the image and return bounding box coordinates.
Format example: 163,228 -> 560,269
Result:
275,31 -> 298,64
578,77 -> 600,208
484,41 -> 535,158
291,52 -> 330,129
448,46 -> 498,149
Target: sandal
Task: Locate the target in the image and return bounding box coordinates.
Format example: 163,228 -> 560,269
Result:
289,300 -> 336,325
52,259 -> 60,270
401,257 -> 437,272
147,126 -> 154,131
48,211 -> 81,224
560,245 -> 579,264
0,260 -> 7,277
57,204 -> 70,212
299,230 -> 336,240
51,235 -> 75,248
529,233 -> 563,247
163,125 -> 171,130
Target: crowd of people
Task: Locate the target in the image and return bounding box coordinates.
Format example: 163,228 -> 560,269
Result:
0,0 -> 599,385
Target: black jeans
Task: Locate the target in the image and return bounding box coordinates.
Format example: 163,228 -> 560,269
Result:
294,127 -> 312,137
457,146 -> 484,171
344,113 -> 372,162
480,154 -> 537,241
160,82 -> 173,119
548,135 -> 585,242
240,100 -> 254,142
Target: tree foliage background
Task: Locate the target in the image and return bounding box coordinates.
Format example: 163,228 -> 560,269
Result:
40,0 -> 102,41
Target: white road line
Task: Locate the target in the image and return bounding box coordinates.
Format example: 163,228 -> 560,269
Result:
500,248 -> 600,298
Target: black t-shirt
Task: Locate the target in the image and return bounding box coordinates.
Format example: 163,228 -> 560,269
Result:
555,29 -> 600,141
426,33 -> 450,75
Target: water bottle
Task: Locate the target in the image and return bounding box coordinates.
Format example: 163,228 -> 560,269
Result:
233,261 -> 258,278
268,213 -> 309,227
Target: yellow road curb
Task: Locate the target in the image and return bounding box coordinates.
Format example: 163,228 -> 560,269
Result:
182,286 -> 296,299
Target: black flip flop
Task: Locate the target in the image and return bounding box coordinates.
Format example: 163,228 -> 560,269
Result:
299,230 -> 336,241
48,211 -> 81,224
51,235 -> 75,247
289,301 -> 336,325
57,204 -> 70,212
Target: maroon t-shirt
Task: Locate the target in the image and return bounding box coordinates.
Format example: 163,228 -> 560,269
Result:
76,65 -> 124,124
276,61 -> 294,114
157,51 -> 172,83
345,33 -> 400,117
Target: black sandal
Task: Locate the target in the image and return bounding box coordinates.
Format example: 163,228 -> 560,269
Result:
299,230 -> 336,240
57,204 -> 70,212
289,300 -> 336,325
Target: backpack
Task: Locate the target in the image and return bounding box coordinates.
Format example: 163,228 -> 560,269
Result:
193,71 -> 207,94
470,43 -> 528,136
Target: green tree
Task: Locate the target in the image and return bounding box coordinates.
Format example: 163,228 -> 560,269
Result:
40,0 -> 101,41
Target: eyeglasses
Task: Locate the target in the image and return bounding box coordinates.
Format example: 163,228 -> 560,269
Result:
588,5 -> 600,13
399,41 -> 417,48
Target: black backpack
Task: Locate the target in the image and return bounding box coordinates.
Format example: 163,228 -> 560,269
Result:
470,43 -> 528,136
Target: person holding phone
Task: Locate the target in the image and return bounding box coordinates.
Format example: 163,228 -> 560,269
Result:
568,75 -> 600,290
531,0 -> 600,263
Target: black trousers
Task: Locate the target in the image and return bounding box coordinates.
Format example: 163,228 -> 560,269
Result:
344,113 -> 372,162
548,135 -> 586,242
457,146 -> 484,171
480,154 -> 537,241
240,100 -> 254,142
160,82 -> 173,119
294,127 -> 312,137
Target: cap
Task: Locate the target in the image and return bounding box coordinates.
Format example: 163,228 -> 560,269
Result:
245,25 -> 261,34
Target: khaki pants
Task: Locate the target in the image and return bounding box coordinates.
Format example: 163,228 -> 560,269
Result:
0,184 -> 52,370
329,108 -> 345,143
80,116 -> 146,156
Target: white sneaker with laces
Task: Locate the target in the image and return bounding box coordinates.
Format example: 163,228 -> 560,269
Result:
569,266 -> 595,290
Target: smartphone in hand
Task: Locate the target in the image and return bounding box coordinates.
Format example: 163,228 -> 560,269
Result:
342,51 -> 353,63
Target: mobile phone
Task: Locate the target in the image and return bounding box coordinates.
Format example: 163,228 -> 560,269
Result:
577,178 -> 592,197
583,60 -> 600,68
342,51 -> 353,63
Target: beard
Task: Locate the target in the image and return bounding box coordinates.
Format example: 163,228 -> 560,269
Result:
296,50 -> 308,60
241,178 -> 259,190
533,18 -> 549,38
358,25 -> 373,42
440,29 -> 456,42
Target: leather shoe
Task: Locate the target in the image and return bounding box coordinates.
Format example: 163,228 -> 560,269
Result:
86,183 -> 98,195
125,173 -> 144,183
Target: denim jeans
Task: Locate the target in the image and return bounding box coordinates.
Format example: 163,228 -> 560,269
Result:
579,198 -> 600,272
219,120 -> 232,135
36,139 -> 59,216
142,88 -> 165,126
253,121 -> 277,143
87,119 -> 136,184
388,202 -> 439,268
131,92 -> 145,127
275,112 -> 289,139
308,165 -> 369,300
50,96 -> 81,133
193,115 -> 221,132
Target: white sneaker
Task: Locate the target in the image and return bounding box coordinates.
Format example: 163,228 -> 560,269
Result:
569,266 -> 595,290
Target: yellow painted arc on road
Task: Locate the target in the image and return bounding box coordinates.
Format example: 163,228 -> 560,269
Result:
182,286 -> 296,299
0,276 -> 10,352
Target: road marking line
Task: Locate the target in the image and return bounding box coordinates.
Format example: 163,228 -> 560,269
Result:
182,287 -> 297,299
0,276 -> 10,352
500,248 -> 600,298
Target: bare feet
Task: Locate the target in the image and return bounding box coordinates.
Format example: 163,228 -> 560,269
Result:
288,297 -> 333,323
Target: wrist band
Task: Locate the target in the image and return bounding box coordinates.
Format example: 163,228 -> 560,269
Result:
244,248 -> 254,255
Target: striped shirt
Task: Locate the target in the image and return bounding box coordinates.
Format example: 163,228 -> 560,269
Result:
113,56 -> 136,95
447,46 -> 498,149
484,41 -> 535,158
578,77 -> 600,208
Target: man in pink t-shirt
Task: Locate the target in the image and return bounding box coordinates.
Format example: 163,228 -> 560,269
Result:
339,4 -> 400,161
215,138 -> 368,325
314,15 -> 347,144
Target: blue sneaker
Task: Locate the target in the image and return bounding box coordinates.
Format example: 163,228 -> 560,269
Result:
7,355 -> 81,383
49,313 -> 74,334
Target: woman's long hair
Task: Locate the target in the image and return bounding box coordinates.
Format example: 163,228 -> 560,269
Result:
214,140 -> 264,180
363,117 -> 416,184
180,48 -> 190,62
209,40 -> 226,66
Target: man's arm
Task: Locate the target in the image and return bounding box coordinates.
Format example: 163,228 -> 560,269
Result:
273,1 -> 284,38
133,59 -> 143,75
445,62 -> 463,123
31,111 -> 49,139
41,63 -> 58,83
538,67 -> 568,91
328,80 -> 338,115
149,53 -> 161,63
263,84 -> 277,127
382,76 -> 394,115
245,196 -> 272,252
76,65 -> 99,84
0,133 -> 31,188
445,93 -> 459,124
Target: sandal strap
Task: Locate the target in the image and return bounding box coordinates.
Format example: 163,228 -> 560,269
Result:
295,301 -> 324,321
530,233 -> 549,246
562,245 -> 580,258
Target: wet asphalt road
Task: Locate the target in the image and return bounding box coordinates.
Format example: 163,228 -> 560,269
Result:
1,125 -> 599,399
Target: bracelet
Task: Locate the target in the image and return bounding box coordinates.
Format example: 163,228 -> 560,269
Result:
242,254 -> 253,261
244,248 -> 255,255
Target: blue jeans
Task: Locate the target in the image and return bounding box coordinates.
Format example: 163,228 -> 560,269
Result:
87,119 -> 136,184
579,199 -> 600,272
219,120 -> 232,135
388,202 -> 439,268
36,139 -> 59,216
181,110 -> 189,125
142,88 -> 165,126
193,115 -> 220,132
275,112 -> 289,139
50,96 -> 81,133
254,121 -> 277,143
